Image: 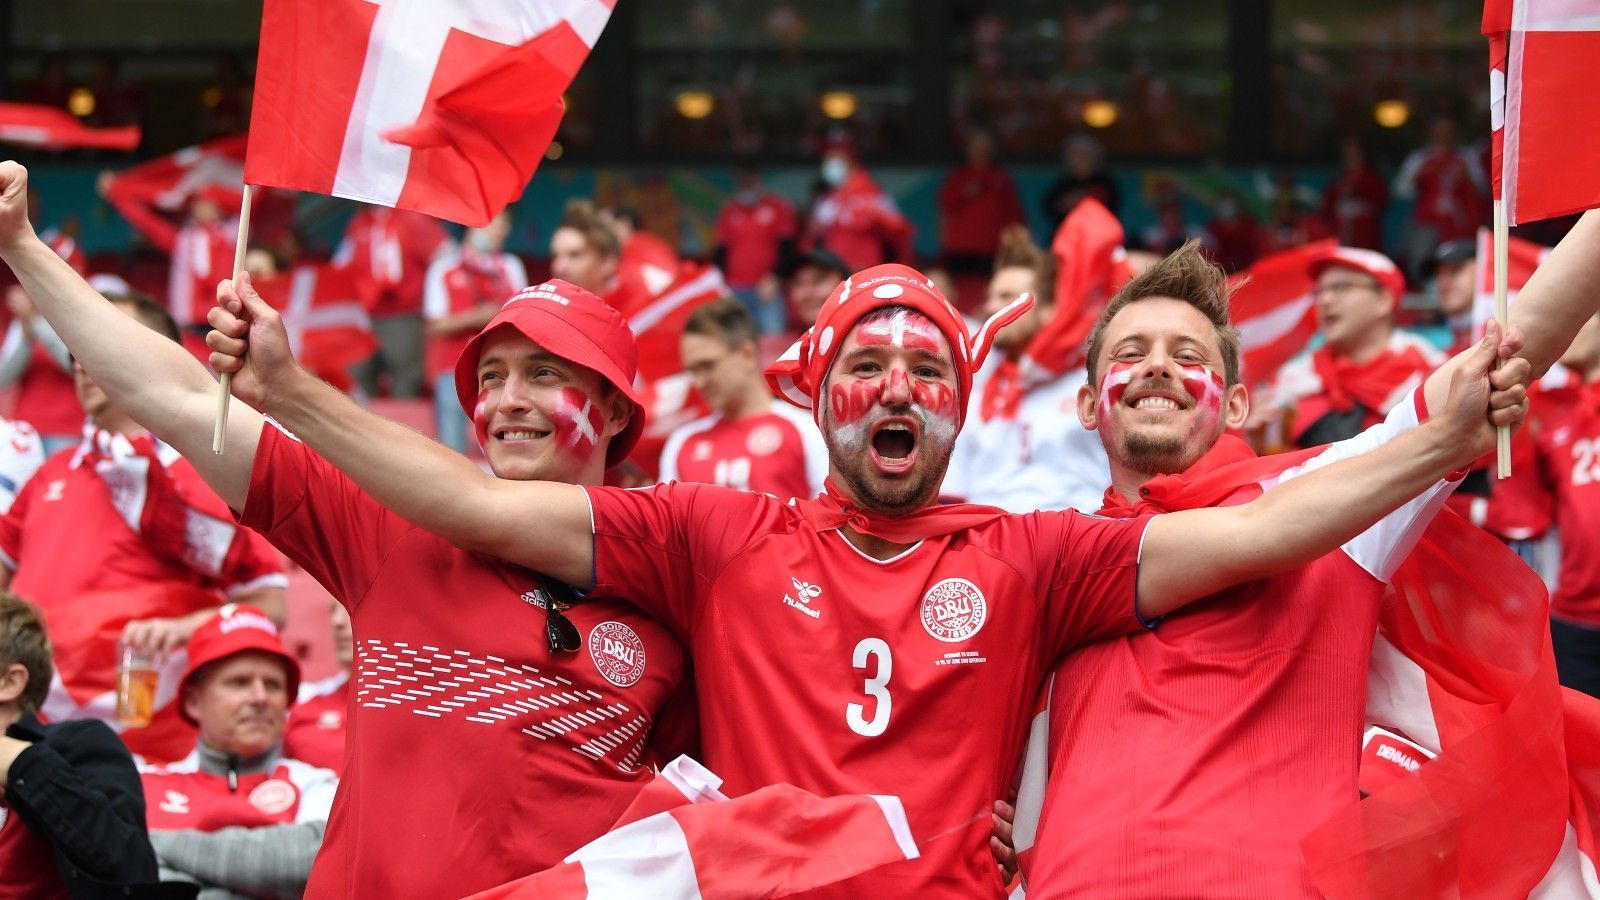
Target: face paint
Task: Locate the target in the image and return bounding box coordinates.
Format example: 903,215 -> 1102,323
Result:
1180,364 -> 1225,414
549,386 -> 604,462
857,308 -> 942,352
1097,362 -> 1137,422
472,386 -> 492,451
830,380 -> 881,428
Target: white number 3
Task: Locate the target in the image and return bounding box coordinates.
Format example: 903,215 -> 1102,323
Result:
846,638 -> 892,737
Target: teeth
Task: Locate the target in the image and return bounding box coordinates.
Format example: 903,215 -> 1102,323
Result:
1134,397 -> 1180,410
883,423 -> 911,432
500,430 -> 538,440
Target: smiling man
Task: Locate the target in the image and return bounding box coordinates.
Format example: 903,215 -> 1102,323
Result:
194,223 -> 1528,898
1018,227 -> 1600,898
0,162 -> 689,900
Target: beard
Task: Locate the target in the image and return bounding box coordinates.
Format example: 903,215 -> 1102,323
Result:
822,419 -> 955,516
1115,415 -> 1221,477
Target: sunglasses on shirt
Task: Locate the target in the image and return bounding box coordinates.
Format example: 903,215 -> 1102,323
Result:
539,579 -> 583,655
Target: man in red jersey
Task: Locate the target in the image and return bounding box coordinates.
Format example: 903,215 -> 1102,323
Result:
333,203 -> 449,399
1492,311 -> 1600,698
1015,217 -> 1600,898
203,192 -> 1525,900
716,164 -> 797,335
0,163 -> 688,899
283,600 -> 351,772
661,298 -> 826,499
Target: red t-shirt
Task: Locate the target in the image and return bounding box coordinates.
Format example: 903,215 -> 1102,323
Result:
716,195 -> 797,288
284,672 -> 350,773
658,404 -> 826,501
241,424 -> 687,899
1492,381 -> 1600,626
937,165 -> 1023,258
422,250 -> 528,380
140,751 -> 338,832
0,803 -> 69,900
1024,393 -> 1454,898
333,209 -> 448,319
584,481 -> 1147,898
0,433 -> 286,762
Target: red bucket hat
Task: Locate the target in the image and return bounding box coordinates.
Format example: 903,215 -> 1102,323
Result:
178,603 -> 301,726
1308,246 -> 1407,299
764,263 -> 1033,430
454,280 -> 647,467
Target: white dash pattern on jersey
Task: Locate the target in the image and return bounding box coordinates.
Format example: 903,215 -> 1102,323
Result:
353,639 -> 649,772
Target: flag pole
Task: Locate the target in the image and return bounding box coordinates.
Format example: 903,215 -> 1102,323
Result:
213,184 -> 253,455
1493,198 -> 1512,478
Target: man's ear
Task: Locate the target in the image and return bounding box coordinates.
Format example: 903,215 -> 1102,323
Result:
0,663 -> 27,706
602,389 -> 634,441
1077,381 -> 1100,431
1223,383 -> 1251,431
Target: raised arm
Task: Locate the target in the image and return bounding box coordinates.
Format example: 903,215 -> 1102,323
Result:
1139,324 -> 1527,617
0,162 -> 260,508
206,273 -> 595,588
1422,209 -> 1600,414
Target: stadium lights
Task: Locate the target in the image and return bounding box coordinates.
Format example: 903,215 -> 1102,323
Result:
1083,99 -> 1118,129
68,88 -> 96,118
820,91 -> 858,120
1374,99 -> 1411,128
675,90 -> 716,120
545,141 -> 564,161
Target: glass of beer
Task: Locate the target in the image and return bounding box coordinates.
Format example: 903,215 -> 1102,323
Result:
116,644 -> 162,727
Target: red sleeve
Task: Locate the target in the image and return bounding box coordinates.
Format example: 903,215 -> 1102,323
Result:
237,422 -> 414,609
0,467 -> 38,569
1035,511 -> 1149,656
584,481 -> 775,638
104,180 -> 180,253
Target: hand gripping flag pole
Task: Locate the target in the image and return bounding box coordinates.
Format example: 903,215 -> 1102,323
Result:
213,184 -> 252,454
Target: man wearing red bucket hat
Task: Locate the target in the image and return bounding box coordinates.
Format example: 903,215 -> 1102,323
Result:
139,603 -> 337,895
197,227 -> 1526,897
0,163 -> 688,899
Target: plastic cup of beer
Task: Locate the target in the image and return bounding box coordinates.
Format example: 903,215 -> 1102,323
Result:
116,644 -> 162,727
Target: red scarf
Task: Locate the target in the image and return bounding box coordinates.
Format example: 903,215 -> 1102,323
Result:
1097,434 -> 1322,517
794,479 -> 1008,545
979,358 -> 1025,422
1310,344 -> 1433,415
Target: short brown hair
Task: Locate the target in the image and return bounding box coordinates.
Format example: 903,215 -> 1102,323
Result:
1084,240 -> 1241,386
557,199 -> 621,259
683,298 -> 756,350
992,225 -> 1056,304
0,593 -> 53,716
113,292 -> 182,344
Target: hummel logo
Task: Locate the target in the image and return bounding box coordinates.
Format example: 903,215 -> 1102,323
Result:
782,577 -> 822,619
160,790 -> 190,815
43,480 -> 65,502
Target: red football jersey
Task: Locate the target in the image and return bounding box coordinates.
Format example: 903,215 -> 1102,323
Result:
333,208 -> 448,319
140,752 -> 337,832
584,481 -> 1147,898
715,194 -> 796,289
1493,381 -> 1600,626
658,404 -> 826,501
284,672 -> 350,773
0,432 -> 286,762
1024,392 -> 1455,898
422,250 -> 528,380
242,424 -> 687,899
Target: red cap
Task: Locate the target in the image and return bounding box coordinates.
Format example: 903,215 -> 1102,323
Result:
178,604 -> 300,726
764,263 -> 1032,431
454,280 -> 646,467
1309,246 -> 1406,299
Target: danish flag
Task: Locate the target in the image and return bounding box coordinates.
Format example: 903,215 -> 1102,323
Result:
1485,0 -> 1600,225
0,102 -> 140,151
245,0 -> 615,227
1227,240 -> 1337,388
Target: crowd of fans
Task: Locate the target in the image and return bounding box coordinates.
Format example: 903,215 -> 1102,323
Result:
0,108 -> 1593,895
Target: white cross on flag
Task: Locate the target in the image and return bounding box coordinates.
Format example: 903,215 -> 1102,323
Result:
1485,0 -> 1600,226
245,0 -> 614,227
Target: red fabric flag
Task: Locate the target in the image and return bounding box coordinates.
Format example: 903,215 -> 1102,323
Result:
102,136 -> 249,251
246,0 -> 614,227
1484,0 -> 1600,225
1017,197 -> 1133,381
1228,239 -> 1337,388
258,263 -> 377,393
625,264 -> 726,476
1471,226 -> 1553,332
0,102 -> 140,151
466,756 -> 919,899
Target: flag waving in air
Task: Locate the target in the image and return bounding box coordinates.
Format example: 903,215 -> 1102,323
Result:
246,0 -> 615,226
1485,0 -> 1600,226
0,102 -> 141,152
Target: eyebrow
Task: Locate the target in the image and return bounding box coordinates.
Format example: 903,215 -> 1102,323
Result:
478,350 -> 566,372
841,345 -> 952,365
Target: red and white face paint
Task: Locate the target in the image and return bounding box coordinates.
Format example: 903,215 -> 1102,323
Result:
472,386 -> 493,451
828,310 -> 960,452
856,308 -> 944,353
549,386 -> 604,464
1097,362 -> 1137,423
1179,364 -> 1225,414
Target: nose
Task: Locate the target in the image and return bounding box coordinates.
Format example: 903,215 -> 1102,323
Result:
495,373 -> 535,415
882,365 -> 913,406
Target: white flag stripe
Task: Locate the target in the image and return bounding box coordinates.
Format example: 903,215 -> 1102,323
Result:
868,795 -> 921,862
1236,294 -> 1314,351
1518,0 -> 1600,31
1530,823 -> 1600,898
1503,26 -> 1528,222
568,810 -> 701,899
1362,633 -> 1442,754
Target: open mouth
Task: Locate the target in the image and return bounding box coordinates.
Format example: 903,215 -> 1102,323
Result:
1124,392 -> 1189,413
494,426 -> 552,443
868,418 -> 919,472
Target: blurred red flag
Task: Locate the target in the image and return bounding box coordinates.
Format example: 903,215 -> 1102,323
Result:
257,263 -> 377,393
246,0 -> 614,227
1470,226 -> 1553,331
0,102 -> 140,151
1228,239 -> 1337,388
1485,0 -> 1600,225
1019,198 -> 1133,380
